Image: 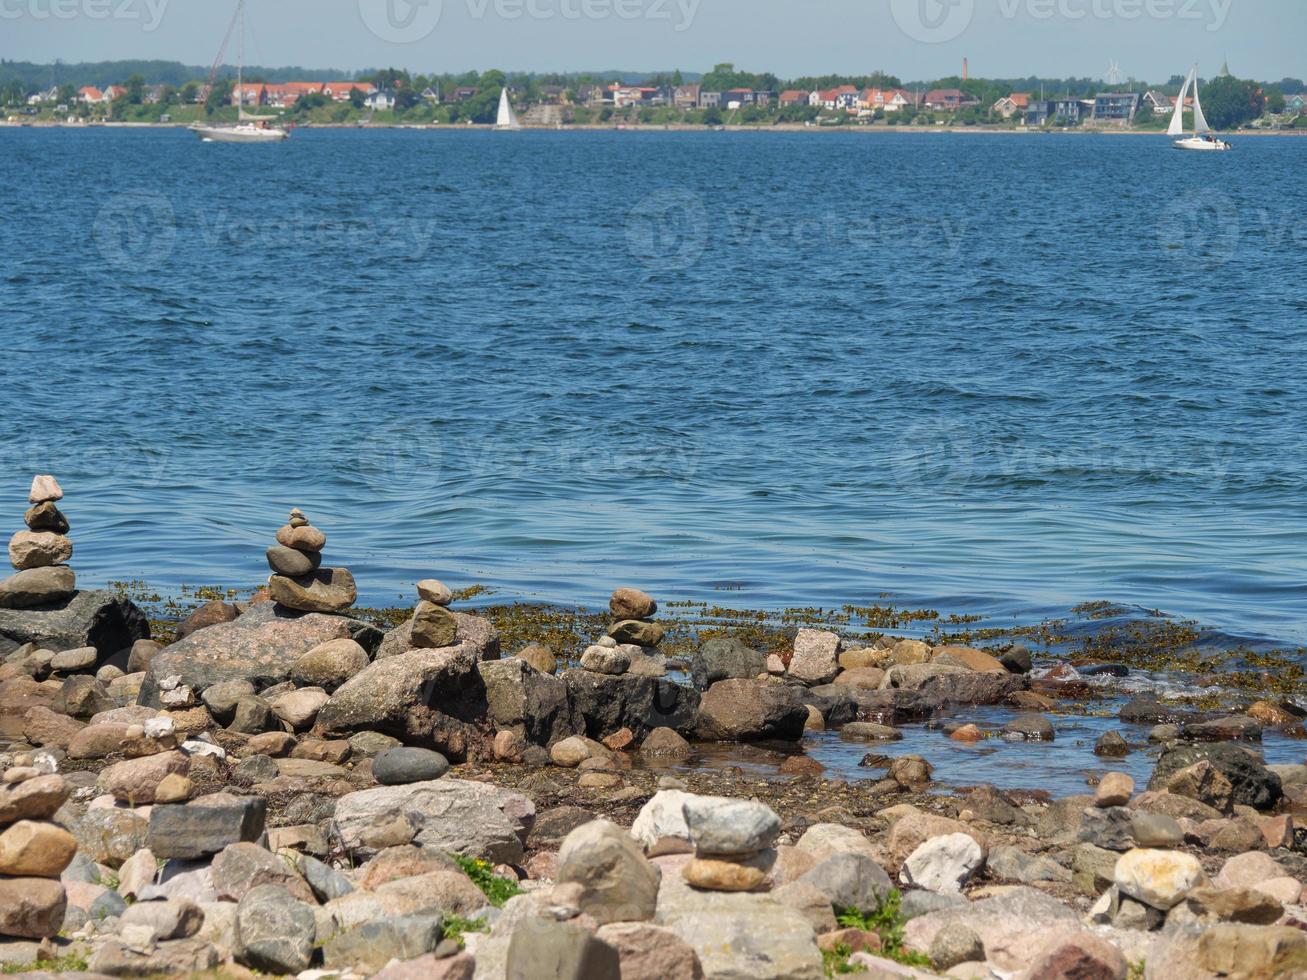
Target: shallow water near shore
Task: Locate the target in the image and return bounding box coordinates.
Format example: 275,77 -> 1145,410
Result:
3,127 -> 1306,650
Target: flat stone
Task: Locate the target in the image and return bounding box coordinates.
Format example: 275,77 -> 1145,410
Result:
930,645 -> 1007,672
683,851 -> 775,892
0,566 -> 77,610
48,645 -> 96,673
902,887 -> 1078,973
269,567 -> 357,614
323,912 -> 445,972
8,531 -> 73,570
1002,713 -> 1055,740
212,842 -> 314,903
147,794 -> 267,859
609,619 -> 665,647
839,721 -> 902,741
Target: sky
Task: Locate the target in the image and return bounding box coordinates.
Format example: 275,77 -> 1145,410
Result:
1,0 -> 1302,82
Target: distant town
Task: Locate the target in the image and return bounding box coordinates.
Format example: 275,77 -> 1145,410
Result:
2,59 -> 1303,131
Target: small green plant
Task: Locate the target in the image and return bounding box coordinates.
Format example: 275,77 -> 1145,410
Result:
442,914 -> 488,948
821,942 -> 861,977
834,891 -> 932,969
1128,960 -> 1146,980
2,951 -> 90,974
453,855 -> 522,907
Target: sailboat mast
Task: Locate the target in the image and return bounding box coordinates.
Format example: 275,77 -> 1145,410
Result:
237,0 -> 243,115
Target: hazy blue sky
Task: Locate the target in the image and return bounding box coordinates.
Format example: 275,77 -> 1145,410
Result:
2,0 -> 1302,81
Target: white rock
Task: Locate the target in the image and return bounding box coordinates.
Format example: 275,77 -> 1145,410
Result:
899,833 -> 984,895
181,740 -> 226,760
630,790 -> 694,856
143,717 -> 175,739
1113,848 -> 1205,910
787,629 -> 841,685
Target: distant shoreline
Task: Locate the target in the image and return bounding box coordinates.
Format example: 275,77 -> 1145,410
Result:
3,119 -> 1303,137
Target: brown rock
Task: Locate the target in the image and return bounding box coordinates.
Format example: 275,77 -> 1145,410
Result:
1024,929 -> 1127,980
595,922 -> 704,980
275,523 -> 326,552
493,729 -> 526,763
174,600 -> 239,640
931,646 -> 1007,672
292,637 -> 370,691
839,648 -> 890,670
247,731 -> 298,757
1197,924 -> 1307,978
640,727 -> 691,758
779,756 -> 825,776
817,928 -> 882,955
1095,772 -> 1135,808
371,952 -> 476,980
682,851 -> 776,892
832,667 -> 885,690
24,501 -> 69,534
8,530 -> 73,570
516,644 -> 557,675
0,876 -> 65,938
1185,886 -> 1284,925
602,727 -> 636,752
887,812 -> 986,865
610,587 -> 658,621
411,601 -> 458,649
99,750 -> 190,805
21,706 -> 84,749
609,620 -> 665,647
0,820 -> 77,877
0,774 -> 70,823
950,724 -> 983,742
67,721 -> 132,759
357,845 -> 458,890
154,773 -> 193,803
1167,760 -> 1234,814
211,841 -> 315,903
269,567 -> 357,614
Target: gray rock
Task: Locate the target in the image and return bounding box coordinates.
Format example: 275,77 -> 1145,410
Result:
317,646 -> 477,738
691,637 -> 766,691
798,853 -> 893,914
297,854 -> 355,903
235,884 -> 316,974
1131,810 -> 1183,848
334,779 -> 535,864
693,678 -> 807,742
374,611 -> 500,661
229,695 -> 272,734
1149,742 -> 1283,811
1079,805 -> 1135,851
557,820 -> 660,924
999,645 -> 1032,674
682,797 -> 780,856
787,629 -> 841,685
322,913 -> 444,972
269,566 -> 357,614
411,601 -> 458,649
902,887 -> 1079,974
930,921 -> 985,970
900,890 -> 967,921
478,658 -> 579,747
1095,730 -> 1130,756
49,646 -> 96,672
235,754 -> 279,782
580,646 -> 630,676
119,897 -> 204,942
200,679 -> 255,723
373,746 -> 450,785
563,669 -> 701,739
266,545 -> 321,577
986,845 -> 1071,884
506,916 -> 621,980
0,587 -> 147,657
1002,714 -> 1055,741
148,795 -> 267,859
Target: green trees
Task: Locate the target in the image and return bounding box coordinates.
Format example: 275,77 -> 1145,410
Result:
1200,76 -> 1265,130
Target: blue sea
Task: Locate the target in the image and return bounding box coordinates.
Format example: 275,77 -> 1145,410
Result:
2,127 -> 1305,647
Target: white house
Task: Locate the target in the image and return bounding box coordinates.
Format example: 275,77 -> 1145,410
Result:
365,90 -> 396,111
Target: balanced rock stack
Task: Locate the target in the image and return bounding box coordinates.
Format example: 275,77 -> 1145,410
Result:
0,475 -> 77,610
411,578 -> 457,648
607,586 -> 662,648
681,795 -> 781,893
0,759 -> 76,939
266,508 -> 357,614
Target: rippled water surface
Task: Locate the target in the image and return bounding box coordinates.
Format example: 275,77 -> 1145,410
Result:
2,128 -> 1305,643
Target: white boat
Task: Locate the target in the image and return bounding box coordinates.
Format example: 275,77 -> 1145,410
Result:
494,87 -> 521,131
191,0 -> 288,144
1168,65 -> 1230,151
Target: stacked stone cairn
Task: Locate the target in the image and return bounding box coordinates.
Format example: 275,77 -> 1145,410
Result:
410,578 -> 457,648
0,475 -> 76,610
681,795 -> 781,892
266,509 -> 357,614
0,755 -> 76,940
579,586 -> 667,678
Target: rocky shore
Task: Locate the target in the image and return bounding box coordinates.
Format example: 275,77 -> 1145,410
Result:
1,479 -> 1305,979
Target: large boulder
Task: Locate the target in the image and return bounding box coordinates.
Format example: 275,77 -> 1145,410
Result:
691,637 -> 767,691
902,887 -> 1079,972
478,658 -> 580,746
333,779 -> 534,864
235,884 -> 316,974
140,602 -> 382,705
0,589 -> 148,659
557,819 -> 660,924
1149,743 -> 1282,811
563,669 -> 700,739
787,629 -> 841,686
315,647 -> 488,759
694,679 -> 808,741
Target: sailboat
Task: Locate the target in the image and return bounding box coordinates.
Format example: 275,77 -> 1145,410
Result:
494,87 -> 522,131
191,0 -> 288,143
1169,65 -> 1230,151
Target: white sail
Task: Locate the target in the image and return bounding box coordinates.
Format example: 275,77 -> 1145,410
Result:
1167,68 -> 1193,137
495,87 -> 520,129
1192,73 -> 1211,134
